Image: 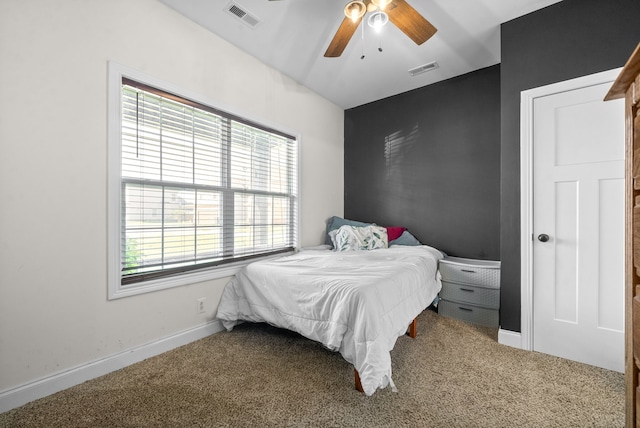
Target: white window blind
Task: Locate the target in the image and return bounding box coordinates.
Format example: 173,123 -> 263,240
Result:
120,78 -> 297,285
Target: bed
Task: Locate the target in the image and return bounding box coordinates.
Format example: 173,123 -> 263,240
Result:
216,227 -> 443,396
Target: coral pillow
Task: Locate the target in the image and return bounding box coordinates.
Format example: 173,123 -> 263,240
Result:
385,226 -> 407,242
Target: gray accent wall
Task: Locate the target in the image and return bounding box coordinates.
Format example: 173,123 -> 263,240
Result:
344,64 -> 501,260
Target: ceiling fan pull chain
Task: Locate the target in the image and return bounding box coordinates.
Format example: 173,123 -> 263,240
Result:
360,20 -> 366,59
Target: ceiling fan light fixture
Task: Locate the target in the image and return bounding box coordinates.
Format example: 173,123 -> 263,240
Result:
344,1 -> 366,23
367,11 -> 388,31
371,0 -> 390,10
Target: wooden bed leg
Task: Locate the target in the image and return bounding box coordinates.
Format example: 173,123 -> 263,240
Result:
407,318 -> 417,338
354,369 -> 364,393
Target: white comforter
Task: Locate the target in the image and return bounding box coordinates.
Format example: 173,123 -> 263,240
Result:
216,245 -> 443,395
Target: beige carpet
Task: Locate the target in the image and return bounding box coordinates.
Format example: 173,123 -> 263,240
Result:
0,309 -> 624,427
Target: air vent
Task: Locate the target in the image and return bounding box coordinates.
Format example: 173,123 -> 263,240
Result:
408,61 -> 439,77
224,2 -> 261,28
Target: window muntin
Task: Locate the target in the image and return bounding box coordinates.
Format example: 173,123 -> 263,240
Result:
119,79 -> 297,286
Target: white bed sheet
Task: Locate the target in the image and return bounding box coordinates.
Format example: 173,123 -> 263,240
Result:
216,245 -> 443,395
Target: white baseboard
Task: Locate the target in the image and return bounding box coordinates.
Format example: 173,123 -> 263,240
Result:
498,328 -> 522,349
0,319 -> 225,414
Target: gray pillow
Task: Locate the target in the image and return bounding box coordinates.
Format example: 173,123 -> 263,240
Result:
389,230 -> 421,246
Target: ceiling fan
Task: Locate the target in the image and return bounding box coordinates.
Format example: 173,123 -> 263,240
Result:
324,0 -> 437,58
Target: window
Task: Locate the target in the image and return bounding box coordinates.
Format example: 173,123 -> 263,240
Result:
108,64 -> 298,298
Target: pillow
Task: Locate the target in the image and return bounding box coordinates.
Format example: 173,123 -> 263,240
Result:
385,226 -> 407,242
329,225 -> 388,252
325,216 -> 373,246
389,230 -> 421,246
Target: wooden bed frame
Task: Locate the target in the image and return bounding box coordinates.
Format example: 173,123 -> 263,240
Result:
354,318 -> 417,393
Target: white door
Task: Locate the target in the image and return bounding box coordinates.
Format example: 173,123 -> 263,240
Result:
531,76 -> 625,372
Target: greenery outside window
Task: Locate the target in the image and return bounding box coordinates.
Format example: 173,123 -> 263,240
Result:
108,63 -> 298,298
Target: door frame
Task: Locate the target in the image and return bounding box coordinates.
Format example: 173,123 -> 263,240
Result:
519,67 -> 622,351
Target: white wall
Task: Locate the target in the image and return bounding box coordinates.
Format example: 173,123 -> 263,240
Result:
0,0 -> 343,399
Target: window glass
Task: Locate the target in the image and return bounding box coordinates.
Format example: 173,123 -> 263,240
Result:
118,80 -> 297,287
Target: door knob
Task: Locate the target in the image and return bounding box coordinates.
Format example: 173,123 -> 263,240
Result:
538,234 -> 550,242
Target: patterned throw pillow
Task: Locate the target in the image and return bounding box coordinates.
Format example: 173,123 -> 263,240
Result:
324,216 -> 373,246
329,225 -> 388,252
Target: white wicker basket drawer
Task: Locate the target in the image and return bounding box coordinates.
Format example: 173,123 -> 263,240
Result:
439,257 -> 500,288
440,280 -> 500,309
439,300 -> 499,328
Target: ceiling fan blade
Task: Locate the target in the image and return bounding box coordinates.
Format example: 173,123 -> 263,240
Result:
386,0 -> 437,45
324,16 -> 363,58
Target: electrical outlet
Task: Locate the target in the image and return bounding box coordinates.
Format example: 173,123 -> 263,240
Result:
197,297 -> 206,314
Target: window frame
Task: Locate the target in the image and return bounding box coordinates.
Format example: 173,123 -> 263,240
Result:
107,62 -> 300,299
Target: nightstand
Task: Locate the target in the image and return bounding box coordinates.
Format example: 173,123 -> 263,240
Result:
438,256 -> 501,328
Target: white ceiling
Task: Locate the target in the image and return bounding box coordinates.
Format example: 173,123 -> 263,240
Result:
159,0 -> 562,109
